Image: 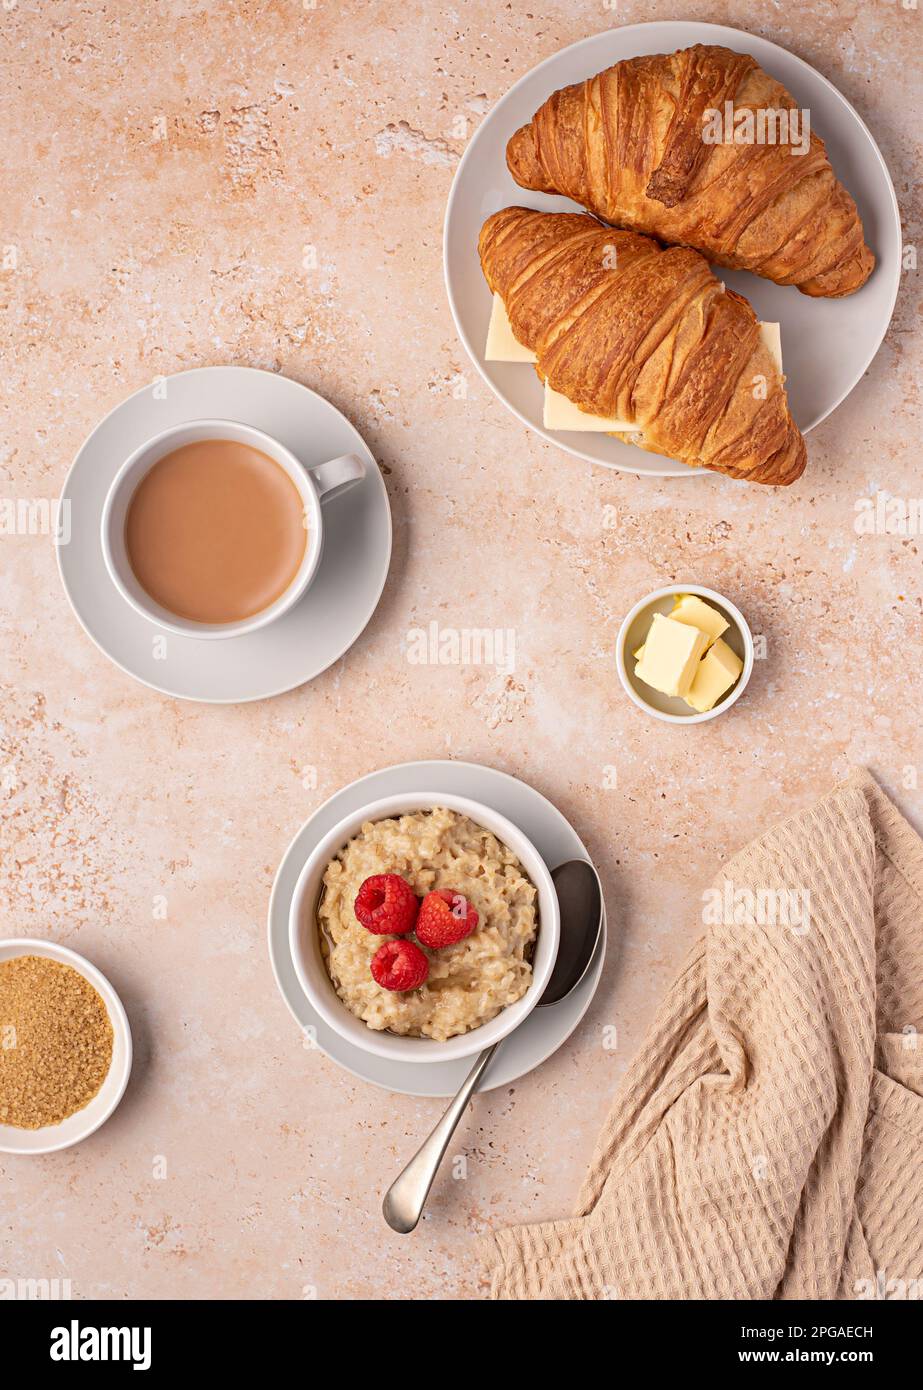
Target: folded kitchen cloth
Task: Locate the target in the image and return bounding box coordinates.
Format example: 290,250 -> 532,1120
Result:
484,771 -> 923,1300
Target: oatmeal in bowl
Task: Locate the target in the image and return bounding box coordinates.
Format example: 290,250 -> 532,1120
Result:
288,793 -> 560,1064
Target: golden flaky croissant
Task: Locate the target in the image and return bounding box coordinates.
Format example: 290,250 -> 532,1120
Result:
507,44 -> 873,298
479,206 -> 806,485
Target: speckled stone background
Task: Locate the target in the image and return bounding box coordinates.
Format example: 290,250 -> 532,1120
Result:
1,0 -> 920,1299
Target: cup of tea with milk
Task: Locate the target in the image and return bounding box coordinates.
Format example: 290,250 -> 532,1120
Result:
101,421 -> 366,638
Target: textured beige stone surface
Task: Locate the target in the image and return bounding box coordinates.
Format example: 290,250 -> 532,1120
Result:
0,0 -> 920,1299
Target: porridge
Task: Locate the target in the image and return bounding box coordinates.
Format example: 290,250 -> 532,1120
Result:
316,807 -> 539,1041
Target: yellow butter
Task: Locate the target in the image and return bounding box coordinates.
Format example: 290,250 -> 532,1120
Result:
671,594 -> 729,649
684,637 -> 743,713
635,613 -> 709,699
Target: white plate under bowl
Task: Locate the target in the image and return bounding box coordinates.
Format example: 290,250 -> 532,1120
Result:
444,20 -> 901,478
268,760 -> 607,1098
0,938 -> 132,1155
57,367 -> 392,703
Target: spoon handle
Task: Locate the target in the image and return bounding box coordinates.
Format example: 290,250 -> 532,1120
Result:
382,1042 -> 499,1233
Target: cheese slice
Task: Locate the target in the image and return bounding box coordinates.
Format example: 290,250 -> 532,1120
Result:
543,382 -> 634,433
485,292 -> 783,429
761,321 -> 782,374
485,292 -> 537,363
484,296 -> 632,427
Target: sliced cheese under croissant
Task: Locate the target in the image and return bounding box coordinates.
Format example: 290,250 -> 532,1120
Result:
485,292 -> 784,432
478,206 -> 806,485
506,44 -> 873,298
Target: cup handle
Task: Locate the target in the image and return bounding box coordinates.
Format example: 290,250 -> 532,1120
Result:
307,452 -> 367,504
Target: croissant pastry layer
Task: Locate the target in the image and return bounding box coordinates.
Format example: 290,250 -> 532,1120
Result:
507,44 -> 873,297
479,206 -> 807,485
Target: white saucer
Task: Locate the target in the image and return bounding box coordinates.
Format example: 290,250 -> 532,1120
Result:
268,760 -> 607,1098
57,367 -> 392,703
444,20 -> 902,477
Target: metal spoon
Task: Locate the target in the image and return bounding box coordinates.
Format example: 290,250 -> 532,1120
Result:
382,858 -> 603,1233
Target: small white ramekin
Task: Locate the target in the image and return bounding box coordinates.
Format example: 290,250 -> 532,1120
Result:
0,938 -> 132,1155
615,583 -> 754,725
288,793 -> 560,1064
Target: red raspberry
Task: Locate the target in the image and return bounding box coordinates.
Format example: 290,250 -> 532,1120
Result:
354,874 -> 418,935
415,890 -> 479,949
370,938 -> 429,992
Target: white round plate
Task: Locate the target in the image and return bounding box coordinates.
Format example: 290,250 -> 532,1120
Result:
57,367 -> 392,703
444,20 -> 901,478
0,938 -> 132,1155
268,760 -> 607,1098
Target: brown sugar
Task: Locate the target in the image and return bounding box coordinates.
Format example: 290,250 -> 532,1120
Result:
0,955 -> 114,1129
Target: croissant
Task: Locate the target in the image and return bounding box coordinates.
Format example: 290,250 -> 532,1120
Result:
507,44 -> 873,298
478,206 -> 806,485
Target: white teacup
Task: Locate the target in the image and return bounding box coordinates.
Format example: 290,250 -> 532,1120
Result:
100,419 -> 366,639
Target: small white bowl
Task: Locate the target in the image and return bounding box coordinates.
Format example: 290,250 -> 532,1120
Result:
0,939 -> 132,1155
288,793 -> 561,1065
615,584 -> 754,725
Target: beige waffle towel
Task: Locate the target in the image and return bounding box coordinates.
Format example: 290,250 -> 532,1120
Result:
484,771 -> 923,1300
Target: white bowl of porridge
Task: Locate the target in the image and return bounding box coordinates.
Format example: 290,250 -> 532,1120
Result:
288,793 -> 560,1064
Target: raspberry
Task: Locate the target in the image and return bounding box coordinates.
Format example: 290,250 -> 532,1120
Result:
370,938 -> 429,992
415,890 -> 479,948
354,874 -> 418,935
